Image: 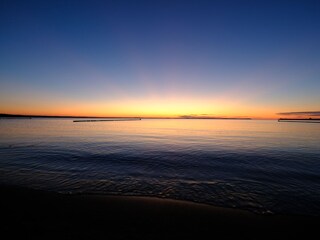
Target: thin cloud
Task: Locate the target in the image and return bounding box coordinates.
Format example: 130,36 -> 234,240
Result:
277,111 -> 320,116
179,114 -> 199,118
179,114 -> 214,118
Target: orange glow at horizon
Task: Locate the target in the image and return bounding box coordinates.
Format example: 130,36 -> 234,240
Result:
0,96 -> 284,119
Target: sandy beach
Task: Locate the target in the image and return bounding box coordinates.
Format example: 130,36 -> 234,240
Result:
2,184 -> 319,240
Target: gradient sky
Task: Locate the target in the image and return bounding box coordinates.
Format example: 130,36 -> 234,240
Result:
1,0 -> 319,118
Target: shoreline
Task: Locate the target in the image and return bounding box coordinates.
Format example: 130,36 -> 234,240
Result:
2,184 -> 319,239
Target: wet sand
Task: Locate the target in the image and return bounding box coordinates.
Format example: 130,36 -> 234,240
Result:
2,184 -> 319,239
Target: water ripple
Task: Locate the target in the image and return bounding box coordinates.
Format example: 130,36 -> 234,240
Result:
0,119 -> 320,216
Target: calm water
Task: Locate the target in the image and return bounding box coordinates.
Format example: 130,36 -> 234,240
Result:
0,119 -> 320,216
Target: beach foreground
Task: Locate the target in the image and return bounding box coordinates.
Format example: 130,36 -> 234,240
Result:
2,185 -> 319,240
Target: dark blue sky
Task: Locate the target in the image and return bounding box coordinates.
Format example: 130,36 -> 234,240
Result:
1,0 -> 319,117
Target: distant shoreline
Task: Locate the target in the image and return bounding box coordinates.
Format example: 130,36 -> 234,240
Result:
278,118 -> 320,123
0,113 -> 251,120
0,113 -> 140,119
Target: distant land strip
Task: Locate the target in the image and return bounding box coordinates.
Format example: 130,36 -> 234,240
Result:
73,118 -> 141,122
0,114 -> 141,119
0,114 -> 252,120
278,118 -> 320,123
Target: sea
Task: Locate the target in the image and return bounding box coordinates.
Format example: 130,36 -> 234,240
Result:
0,118 -> 319,216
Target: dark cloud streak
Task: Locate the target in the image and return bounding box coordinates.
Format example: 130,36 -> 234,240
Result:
277,111 -> 320,116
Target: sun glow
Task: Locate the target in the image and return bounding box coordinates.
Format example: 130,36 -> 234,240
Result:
0,93 -> 280,119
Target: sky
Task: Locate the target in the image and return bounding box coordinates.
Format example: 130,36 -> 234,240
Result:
1,0 -> 319,118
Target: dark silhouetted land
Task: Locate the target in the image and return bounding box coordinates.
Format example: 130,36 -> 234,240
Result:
73,119 -> 142,122
0,113 -> 142,119
2,185 -> 319,240
278,118 -> 320,123
0,113 -> 251,120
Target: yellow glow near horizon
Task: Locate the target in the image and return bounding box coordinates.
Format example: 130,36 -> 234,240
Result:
0,94 -> 284,119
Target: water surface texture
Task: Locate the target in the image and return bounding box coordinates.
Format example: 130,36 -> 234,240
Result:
1,119 -> 319,216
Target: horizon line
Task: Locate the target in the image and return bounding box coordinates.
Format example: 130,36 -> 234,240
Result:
0,113 -> 256,120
